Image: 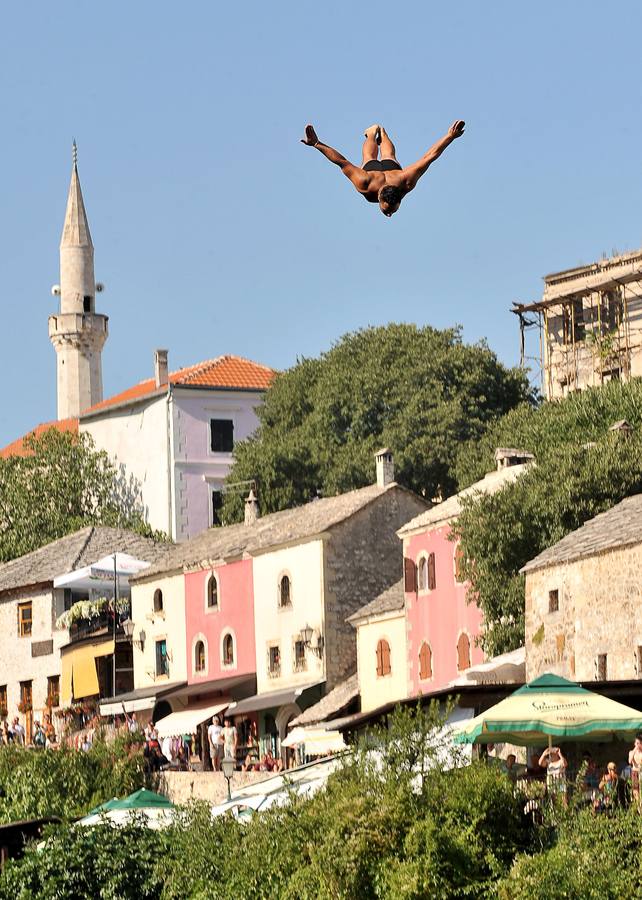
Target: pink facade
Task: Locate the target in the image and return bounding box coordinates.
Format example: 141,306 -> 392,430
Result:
184,559 -> 256,685
404,523 -> 484,695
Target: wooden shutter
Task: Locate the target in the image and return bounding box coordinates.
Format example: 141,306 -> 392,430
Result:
376,640 -> 383,676
419,643 -> 432,680
404,557 -> 417,593
457,633 -> 470,671
381,640 -> 391,676
454,544 -> 465,582
427,553 -> 436,590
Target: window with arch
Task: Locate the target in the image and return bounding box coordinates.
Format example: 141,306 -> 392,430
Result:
417,556 -> 428,591
153,589 -> 163,613
376,639 -> 391,677
278,574 -> 291,608
206,574 -> 219,609
194,640 -> 206,673
457,632 -> 471,671
222,632 -> 235,667
419,642 -> 432,680
454,544 -> 465,583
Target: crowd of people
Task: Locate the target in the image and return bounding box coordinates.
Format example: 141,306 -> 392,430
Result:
498,734 -> 642,813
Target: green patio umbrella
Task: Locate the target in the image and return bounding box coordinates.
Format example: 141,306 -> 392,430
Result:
79,789 -> 174,828
454,673 -> 642,746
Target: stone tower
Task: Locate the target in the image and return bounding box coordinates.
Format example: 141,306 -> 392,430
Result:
49,143 -> 108,420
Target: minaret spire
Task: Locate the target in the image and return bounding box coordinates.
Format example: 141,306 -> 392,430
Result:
49,144 -> 108,420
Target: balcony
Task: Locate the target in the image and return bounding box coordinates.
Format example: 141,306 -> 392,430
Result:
59,600 -> 132,644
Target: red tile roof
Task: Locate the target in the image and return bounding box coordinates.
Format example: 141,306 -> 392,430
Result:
82,355 -> 275,417
0,418 -> 79,459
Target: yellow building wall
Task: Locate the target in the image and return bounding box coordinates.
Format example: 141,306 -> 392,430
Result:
357,612 -> 408,713
130,573 -> 186,689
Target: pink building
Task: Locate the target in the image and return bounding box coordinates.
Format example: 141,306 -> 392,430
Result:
398,449 -> 534,696
185,558 -> 256,687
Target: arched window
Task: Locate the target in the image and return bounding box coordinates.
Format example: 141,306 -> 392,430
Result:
417,556 -> 427,591
222,633 -> 235,667
457,633 -> 471,671
454,544 -> 465,583
207,574 -> 218,609
194,640 -> 206,673
279,575 -> 291,608
376,639 -> 391,677
419,642 -> 432,680
153,589 -> 163,613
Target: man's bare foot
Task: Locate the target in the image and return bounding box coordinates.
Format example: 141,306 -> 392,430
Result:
364,124 -> 381,143
301,124 -> 319,146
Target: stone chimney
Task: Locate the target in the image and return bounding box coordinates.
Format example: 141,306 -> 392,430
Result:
375,448 -> 395,487
154,349 -> 169,388
494,448 -> 535,471
244,488 -> 259,525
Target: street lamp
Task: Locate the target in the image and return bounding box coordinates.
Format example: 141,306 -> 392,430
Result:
221,756 -> 235,802
300,624 -> 324,658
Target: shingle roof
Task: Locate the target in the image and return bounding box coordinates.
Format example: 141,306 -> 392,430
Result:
0,526 -> 170,595
521,493 -> 642,574
397,462 -> 532,536
290,672 -> 359,726
135,482 -> 420,581
0,419 -> 79,459
347,579 -> 404,624
81,355 -> 275,417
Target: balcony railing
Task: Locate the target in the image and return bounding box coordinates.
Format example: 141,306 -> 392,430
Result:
68,608 -> 131,643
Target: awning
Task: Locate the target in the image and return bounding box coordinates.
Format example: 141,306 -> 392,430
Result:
155,700 -> 230,739
99,681 -> 187,716
54,553 -> 151,591
281,727 -> 346,754
228,682 -> 323,717
60,640 -> 115,703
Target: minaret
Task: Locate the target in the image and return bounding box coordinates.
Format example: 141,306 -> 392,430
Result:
49,142 -> 108,419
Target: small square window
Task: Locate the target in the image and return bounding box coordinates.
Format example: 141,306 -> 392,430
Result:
548,590 -> 559,613
268,645 -> 281,678
155,640 -> 169,677
294,640 -> 306,673
637,646 -> 642,677
212,490 -> 224,526
210,419 -> 234,453
18,602 -> 32,637
597,653 -> 607,681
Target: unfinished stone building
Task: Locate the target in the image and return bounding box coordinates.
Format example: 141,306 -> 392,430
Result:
522,494 -> 642,683
513,249 -> 642,400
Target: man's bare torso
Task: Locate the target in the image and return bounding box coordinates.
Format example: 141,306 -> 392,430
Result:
356,167 -> 410,203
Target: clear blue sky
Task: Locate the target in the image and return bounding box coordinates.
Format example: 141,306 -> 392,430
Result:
2,1 -> 642,445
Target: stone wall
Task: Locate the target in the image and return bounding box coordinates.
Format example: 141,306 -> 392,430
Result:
158,769 -> 268,805
525,543 -> 642,682
323,487 -> 427,690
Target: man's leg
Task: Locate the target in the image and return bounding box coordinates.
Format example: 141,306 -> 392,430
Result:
361,125 -> 381,167
379,126 -> 399,163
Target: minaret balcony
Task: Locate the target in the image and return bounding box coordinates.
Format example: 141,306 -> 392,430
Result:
48,312 -> 109,344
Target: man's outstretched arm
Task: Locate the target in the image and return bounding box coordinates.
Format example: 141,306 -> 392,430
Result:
301,125 -> 368,191
402,120 -> 465,191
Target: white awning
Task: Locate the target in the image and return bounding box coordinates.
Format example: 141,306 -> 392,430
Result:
228,681 -> 324,716
155,700 -> 230,738
100,696 -> 156,716
448,647 -> 525,688
281,727 -> 346,754
54,553 -> 152,591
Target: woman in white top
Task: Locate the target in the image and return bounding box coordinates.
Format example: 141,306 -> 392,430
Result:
539,745 -> 568,802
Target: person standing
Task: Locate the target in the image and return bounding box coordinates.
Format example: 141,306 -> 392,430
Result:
208,716 -> 223,771
221,717 -> 237,767
538,745 -> 568,803
629,734 -> 642,808
11,717 -> 25,746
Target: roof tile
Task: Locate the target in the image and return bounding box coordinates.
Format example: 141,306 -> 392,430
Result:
0,419 -> 79,460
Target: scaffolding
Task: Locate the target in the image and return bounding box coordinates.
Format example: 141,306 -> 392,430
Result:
512,251 -> 642,400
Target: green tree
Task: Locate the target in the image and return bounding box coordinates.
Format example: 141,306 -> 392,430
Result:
452,380 -> 642,654
222,324 -> 531,521
0,429 -> 163,562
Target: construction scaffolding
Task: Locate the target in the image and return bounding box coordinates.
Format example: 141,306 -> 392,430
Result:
512,250 -> 642,400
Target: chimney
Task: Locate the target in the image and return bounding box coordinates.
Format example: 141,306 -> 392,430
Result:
494,448 -> 535,471
154,349 -> 168,388
244,488 -> 259,525
375,448 -> 395,487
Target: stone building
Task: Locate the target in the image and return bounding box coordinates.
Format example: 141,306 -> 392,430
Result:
0,526 -> 167,740
523,493 -> 642,682
512,248 -> 642,400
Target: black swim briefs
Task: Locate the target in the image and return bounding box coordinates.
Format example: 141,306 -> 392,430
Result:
363,159 -> 402,172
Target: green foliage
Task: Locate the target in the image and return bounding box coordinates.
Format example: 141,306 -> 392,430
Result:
498,808 -> 642,899
0,735 -> 145,824
222,324 -> 531,521
452,379 -> 642,654
0,429 -> 165,562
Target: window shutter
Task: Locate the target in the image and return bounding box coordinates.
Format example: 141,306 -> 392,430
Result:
419,642 -> 432,680
454,544 -> 464,583
404,557 -> 417,593
381,640 -> 391,676
376,641 -> 383,676
428,553 -> 436,590
457,633 -> 470,671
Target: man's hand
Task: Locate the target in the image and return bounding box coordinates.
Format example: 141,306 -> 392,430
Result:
448,120 -> 465,139
301,124 -> 319,146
